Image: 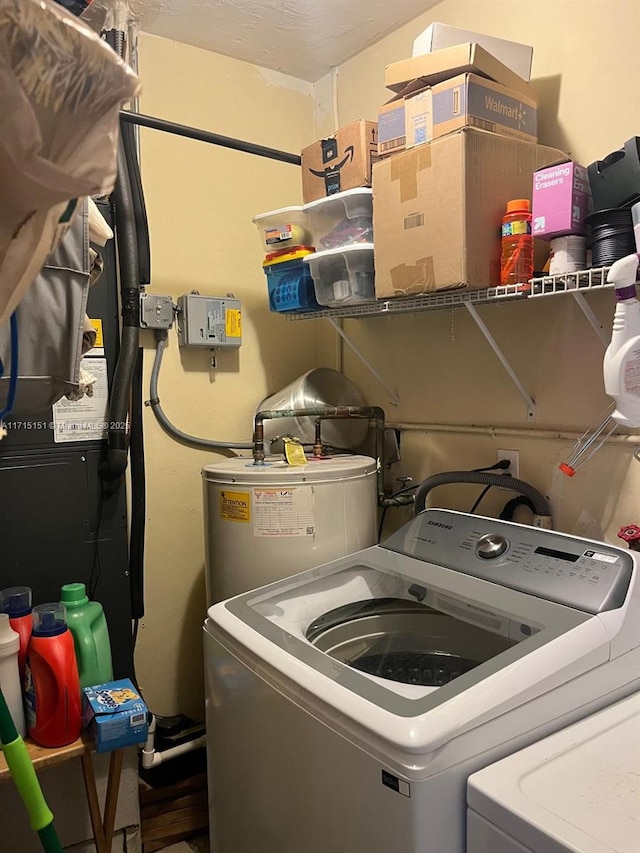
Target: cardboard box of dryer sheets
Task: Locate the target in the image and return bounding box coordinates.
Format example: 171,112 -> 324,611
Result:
385,43 -> 536,101
301,120 -> 378,203
412,22 -> 534,82
372,128 -> 565,297
83,679 -> 148,753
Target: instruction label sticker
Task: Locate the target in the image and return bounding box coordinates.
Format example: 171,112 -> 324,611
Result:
253,487 -> 315,537
220,491 -> 251,523
52,358 -> 109,443
225,309 -> 242,339
583,550 -> 619,564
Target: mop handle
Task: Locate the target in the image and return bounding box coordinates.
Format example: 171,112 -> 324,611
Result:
0,688 -> 62,852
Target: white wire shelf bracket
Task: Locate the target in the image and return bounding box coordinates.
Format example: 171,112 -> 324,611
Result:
530,267 -> 612,346
285,283 -> 529,321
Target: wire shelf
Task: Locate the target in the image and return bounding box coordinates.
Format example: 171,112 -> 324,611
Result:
286,283 -> 529,321
529,267 -> 611,297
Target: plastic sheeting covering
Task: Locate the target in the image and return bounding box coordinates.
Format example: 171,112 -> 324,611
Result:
0,0 -> 140,326
0,201 -> 99,413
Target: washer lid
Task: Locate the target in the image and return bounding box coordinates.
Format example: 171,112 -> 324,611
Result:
202,454 -> 377,484
468,693 -> 640,853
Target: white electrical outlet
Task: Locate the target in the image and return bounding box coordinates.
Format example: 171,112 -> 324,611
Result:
497,449 -> 520,479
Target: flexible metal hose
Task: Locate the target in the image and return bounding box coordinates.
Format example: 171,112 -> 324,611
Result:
149,332 -> 252,451
414,471 -> 552,527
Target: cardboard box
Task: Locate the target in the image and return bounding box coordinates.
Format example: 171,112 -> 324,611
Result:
413,22 -> 533,82
378,97 -> 406,157
372,128 -> 565,296
385,43 -> 536,100
532,160 -> 592,239
83,679 -> 148,754
430,73 -> 537,143
404,88 -> 433,149
301,120 -> 378,203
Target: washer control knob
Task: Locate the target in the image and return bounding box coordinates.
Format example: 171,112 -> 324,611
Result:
476,534 -> 508,560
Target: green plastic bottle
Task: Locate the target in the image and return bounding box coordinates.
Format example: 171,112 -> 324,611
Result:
60,583 -> 113,688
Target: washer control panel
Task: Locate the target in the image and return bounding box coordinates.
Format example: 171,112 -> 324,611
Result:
383,509 -> 635,613
476,534 -> 509,560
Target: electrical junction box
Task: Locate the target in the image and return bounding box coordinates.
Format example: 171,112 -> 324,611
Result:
139,293 -> 175,329
177,294 -> 242,348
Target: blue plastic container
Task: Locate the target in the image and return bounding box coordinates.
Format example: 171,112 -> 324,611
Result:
263,249 -> 322,313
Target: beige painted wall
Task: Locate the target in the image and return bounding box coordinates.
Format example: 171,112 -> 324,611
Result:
136,34 -> 317,717
315,0 -> 640,542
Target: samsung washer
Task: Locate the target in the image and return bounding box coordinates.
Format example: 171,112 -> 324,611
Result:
467,692 -> 640,852
203,509 -> 640,853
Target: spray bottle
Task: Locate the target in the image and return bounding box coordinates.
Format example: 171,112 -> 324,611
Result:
560,252 -> 640,475
603,253 -> 640,426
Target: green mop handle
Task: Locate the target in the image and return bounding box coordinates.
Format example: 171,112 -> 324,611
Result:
0,687 -> 63,853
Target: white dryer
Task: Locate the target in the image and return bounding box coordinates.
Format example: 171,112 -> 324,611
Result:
203,509 -> 640,853
467,692 -> 640,852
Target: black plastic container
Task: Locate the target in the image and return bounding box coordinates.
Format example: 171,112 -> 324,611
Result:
588,138 -> 640,211
585,208 -> 636,267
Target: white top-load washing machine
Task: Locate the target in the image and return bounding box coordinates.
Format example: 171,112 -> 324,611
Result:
203,509 -> 640,853
467,692 -> 640,853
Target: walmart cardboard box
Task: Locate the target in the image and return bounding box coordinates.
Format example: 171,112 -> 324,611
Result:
373,128 -> 565,296
385,43 -> 536,101
430,73 -> 537,143
301,120 -> 378,203
378,96 -> 407,157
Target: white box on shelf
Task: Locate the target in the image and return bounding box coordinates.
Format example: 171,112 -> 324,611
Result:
412,23 -> 533,82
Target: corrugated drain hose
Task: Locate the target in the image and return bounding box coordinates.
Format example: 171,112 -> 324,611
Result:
414,471 -> 552,528
148,330 -> 252,452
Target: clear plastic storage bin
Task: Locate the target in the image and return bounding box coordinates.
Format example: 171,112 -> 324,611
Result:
304,244 -> 376,307
263,248 -> 321,313
303,189 -> 373,250
252,206 -> 314,254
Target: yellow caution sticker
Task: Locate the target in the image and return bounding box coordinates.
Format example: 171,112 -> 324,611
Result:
220,490 -> 250,522
90,318 -> 104,348
225,309 -> 242,339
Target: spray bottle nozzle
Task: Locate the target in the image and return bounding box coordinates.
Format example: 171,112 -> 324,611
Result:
607,253 -> 640,291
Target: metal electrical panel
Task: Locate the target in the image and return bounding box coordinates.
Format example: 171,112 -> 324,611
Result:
177,294 -> 242,348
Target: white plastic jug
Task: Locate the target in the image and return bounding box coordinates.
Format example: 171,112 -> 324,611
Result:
0,613 -> 25,737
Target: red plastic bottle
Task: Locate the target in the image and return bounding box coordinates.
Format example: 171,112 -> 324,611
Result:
0,586 -> 32,680
500,198 -> 534,286
24,603 -> 82,747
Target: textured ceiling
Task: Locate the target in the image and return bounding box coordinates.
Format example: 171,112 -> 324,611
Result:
129,0 -> 439,82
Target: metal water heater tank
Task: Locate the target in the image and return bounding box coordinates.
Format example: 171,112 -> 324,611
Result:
202,455 -> 378,604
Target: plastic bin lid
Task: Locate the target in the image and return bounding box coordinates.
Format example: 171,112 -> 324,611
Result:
303,188 -> 373,212
263,247 -> 315,267
303,242 -> 375,262
252,205 -> 306,223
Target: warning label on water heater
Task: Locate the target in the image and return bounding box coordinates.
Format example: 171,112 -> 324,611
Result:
253,487 -> 315,537
220,491 -> 250,522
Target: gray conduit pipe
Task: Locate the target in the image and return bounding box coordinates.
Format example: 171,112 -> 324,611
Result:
148,331 -> 253,452
414,472 -> 553,528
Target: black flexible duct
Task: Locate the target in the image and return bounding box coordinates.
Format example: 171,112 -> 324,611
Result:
129,347 -> 146,619
414,471 -> 552,527
99,29 -> 141,489
120,117 -> 151,284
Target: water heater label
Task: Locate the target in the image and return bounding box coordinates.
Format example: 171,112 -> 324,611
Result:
253,487 -> 315,537
220,491 -> 251,522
